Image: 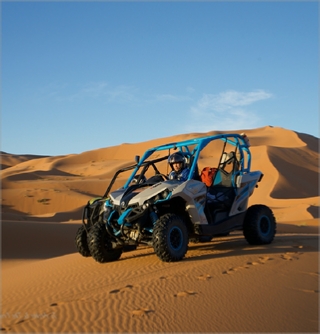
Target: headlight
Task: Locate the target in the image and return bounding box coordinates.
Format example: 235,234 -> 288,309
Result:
149,189 -> 171,205
142,202 -> 149,210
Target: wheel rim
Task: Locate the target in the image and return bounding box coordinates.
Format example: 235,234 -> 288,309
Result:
169,227 -> 183,251
259,215 -> 271,235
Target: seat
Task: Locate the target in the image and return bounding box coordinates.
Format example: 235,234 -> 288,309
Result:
204,151 -> 240,221
219,151 -> 240,173
207,152 -> 238,209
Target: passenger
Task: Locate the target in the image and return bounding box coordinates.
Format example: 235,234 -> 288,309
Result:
168,152 -> 190,181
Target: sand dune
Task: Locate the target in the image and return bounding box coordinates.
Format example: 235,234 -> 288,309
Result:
1,126 -> 319,333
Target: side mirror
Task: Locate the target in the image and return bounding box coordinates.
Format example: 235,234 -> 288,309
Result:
135,155 -> 140,164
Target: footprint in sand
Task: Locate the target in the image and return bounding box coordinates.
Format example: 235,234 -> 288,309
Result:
223,256 -> 274,274
131,308 -> 154,317
222,267 -> 240,274
280,252 -> 302,261
197,274 -> 212,280
246,261 -> 260,266
109,284 -> 134,294
245,256 -> 274,266
258,256 -> 274,264
174,291 -> 197,297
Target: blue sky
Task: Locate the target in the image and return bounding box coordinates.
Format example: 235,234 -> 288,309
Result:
2,1 -> 319,156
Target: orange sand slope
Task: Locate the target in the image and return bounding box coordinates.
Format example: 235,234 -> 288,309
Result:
1,126 -> 319,333
1,126 -> 319,223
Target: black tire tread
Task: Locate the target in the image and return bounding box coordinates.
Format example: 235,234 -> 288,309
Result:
75,225 -> 91,257
87,222 -> 122,263
152,213 -> 188,262
243,204 -> 276,245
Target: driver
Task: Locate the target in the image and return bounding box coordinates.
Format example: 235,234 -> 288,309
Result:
168,152 -> 190,181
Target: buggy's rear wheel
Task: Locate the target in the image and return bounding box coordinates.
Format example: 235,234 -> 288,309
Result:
243,204 -> 276,245
152,213 -> 188,262
87,222 -> 122,263
75,225 -> 91,257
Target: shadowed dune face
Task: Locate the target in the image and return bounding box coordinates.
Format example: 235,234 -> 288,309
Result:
4,169 -> 78,183
1,221 -> 79,259
1,126 -> 319,221
307,205 -> 319,218
268,146 -> 319,199
0,152 -> 51,170
296,132 -> 319,152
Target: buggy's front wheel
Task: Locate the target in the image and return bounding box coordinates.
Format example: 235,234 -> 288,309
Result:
75,225 -> 91,257
87,222 -> 122,263
152,213 -> 188,262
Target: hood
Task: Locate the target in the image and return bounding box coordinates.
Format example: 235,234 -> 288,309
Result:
110,180 -> 181,207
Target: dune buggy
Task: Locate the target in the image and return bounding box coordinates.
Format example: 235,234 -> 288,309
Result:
75,133 -> 276,262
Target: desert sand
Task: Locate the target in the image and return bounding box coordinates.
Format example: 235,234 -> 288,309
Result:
1,126 -> 319,333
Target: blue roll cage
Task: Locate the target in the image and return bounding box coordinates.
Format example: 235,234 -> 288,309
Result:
123,133 -> 251,189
